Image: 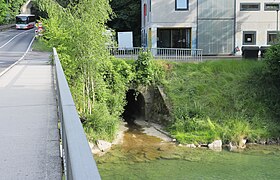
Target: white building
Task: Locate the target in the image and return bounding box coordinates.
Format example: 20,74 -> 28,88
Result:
141,0 -> 280,55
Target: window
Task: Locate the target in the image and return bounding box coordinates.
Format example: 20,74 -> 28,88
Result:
264,3 -> 280,11
243,31 -> 256,45
157,28 -> 191,48
267,31 -> 278,45
240,3 -> 260,11
176,0 -> 188,10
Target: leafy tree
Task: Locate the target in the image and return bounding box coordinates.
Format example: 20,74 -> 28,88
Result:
31,1 -> 48,19
55,0 -> 142,46
36,0 -> 134,141
108,0 -> 141,46
55,0 -> 79,7
0,0 -> 8,24
8,0 -> 25,20
0,0 -> 26,24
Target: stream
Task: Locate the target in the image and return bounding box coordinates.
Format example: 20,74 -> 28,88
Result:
96,123 -> 280,180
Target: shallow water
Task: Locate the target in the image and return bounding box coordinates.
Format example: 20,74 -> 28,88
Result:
96,126 -> 280,180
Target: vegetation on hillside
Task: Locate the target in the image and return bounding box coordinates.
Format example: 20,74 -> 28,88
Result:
163,59 -> 280,145
0,0 -> 26,24
35,0 -> 160,142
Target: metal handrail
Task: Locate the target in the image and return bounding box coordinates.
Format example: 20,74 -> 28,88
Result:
108,47 -> 203,61
53,48 -> 101,180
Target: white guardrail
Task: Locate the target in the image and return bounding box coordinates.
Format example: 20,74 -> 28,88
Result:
108,47 -> 203,61
53,48 -> 101,180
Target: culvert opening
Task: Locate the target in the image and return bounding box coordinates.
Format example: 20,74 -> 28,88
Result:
122,89 -> 145,125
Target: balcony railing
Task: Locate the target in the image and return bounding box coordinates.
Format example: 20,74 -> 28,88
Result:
108,47 -> 203,62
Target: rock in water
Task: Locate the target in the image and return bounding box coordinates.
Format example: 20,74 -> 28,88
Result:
239,139 -> 247,148
229,142 -> 237,152
185,144 -> 196,148
259,139 -> 266,145
208,140 -> 222,151
96,140 -> 112,152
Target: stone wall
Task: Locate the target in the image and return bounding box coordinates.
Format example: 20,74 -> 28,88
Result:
135,85 -> 171,126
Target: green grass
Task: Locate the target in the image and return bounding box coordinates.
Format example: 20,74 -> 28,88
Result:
32,38 -> 52,52
162,60 -> 280,144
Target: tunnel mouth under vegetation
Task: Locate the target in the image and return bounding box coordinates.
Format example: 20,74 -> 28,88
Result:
122,89 -> 145,126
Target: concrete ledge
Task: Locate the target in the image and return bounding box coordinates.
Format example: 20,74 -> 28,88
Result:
0,24 -> 15,31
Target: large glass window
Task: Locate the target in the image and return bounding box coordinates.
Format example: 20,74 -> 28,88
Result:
176,0 -> 188,10
267,31 -> 278,45
240,3 -> 260,11
157,28 -> 191,48
264,3 -> 280,11
243,31 -> 256,45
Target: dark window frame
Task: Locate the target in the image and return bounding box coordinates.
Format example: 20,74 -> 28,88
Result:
157,28 -> 192,48
267,31 -> 278,45
175,0 -> 189,11
264,3 -> 280,11
243,31 -> 257,45
240,3 -> 261,11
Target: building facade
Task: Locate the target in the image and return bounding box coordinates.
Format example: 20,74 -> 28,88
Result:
141,0 -> 280,55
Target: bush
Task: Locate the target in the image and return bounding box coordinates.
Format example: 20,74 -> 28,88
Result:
264,44 -> 280,80
134,51 -> 164,86
83,103 -> 120,142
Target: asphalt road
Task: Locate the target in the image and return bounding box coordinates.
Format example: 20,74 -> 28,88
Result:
0,30 -> 61,178
0,29 -> 35,73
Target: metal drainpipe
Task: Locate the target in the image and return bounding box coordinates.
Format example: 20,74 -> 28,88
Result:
277,9 -> 279,33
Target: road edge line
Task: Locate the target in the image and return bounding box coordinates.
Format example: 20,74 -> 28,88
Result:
0,29 -> 33,49
0,36 -> 35,78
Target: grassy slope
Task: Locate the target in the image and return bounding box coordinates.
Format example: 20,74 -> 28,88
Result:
162,60 -> 280,144
32,38 -> 52,52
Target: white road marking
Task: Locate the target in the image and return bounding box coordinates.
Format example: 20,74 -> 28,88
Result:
0,29 -> 34,49
0,36 -> 35,77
